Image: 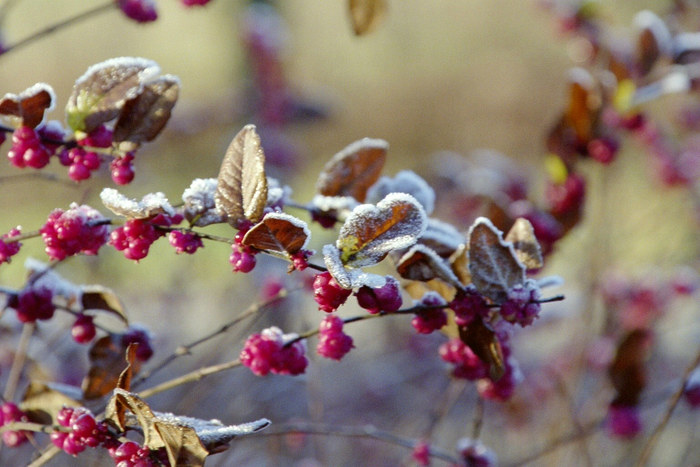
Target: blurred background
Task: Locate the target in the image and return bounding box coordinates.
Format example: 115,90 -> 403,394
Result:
0,0 -> 698,466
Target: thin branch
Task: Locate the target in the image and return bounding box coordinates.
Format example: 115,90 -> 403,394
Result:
471,397 -> 484,440
137,358 -> 242,399
3,322 -> 35,402
634,347 -> 700,467
27,445 -> 61,467
0,172 -> 77,188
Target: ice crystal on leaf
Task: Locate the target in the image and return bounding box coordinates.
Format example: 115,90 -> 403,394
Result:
101,188 -> 175,219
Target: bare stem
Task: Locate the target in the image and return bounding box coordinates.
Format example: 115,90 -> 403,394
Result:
3,322 -> 35,402
137,358 -> 242,399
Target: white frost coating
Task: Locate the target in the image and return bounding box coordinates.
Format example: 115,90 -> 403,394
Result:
366,170 -> 435,215
261,326 -> 284,345
24,258 -> 81,302
537,275 -> 564,289
414,290 -> 447,306
336,137 -> 389,159
312,194 -> 358,212
468,216 -> 526,284
266,177 -> 291,206
634,10 -> 673,57
420,218 -> 464,251
398,244 -> 461,287
100,188 -> 174,218
182,178 -> 224,226
262,212 -> 311,250
322,244 -> 386,289
74,57 -> 160,88
673,32 -> 700,56
150,411 -> 270,443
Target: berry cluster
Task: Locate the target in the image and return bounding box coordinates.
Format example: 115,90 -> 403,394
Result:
355,276 -> 402,314
312,271 -> 352,313
439,338 -> 488,381
229,227 -> 258,273
51,407 -> 108,456
411,291 -> 448,334
7,125 -> 51,168
107,440 -> 169,466
110,213 -> 182,261
110,152 -> 135,185
40,204 -> 110,261
316,315 -> 354,360
449,286 -> 489,327
0,402 -> 29,447
240,326 -> 308,376
168,230 -> 203,255
11,286 -> 55,323
499,281 -> 542,327
0,227 -> 22,265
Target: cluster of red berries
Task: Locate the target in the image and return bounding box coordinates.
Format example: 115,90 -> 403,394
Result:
110,152 -> 136,185
10,286 -> 55,323
312,271 -> 352,313
316,315 -> 354,360
110,213 -> 183,261
240,326 -> 307,376
229,226 -> 258,273
107,440 -> 169,466
7,125 -> 51,168
449,286 -> 490,327
499,281 -> 542,327
168,230 -> 203,255
411,291 -> 448,334
355,276 -> 402,314
51,407 -> 109,456
439,338 -> 488,381
0,227 -> 22,265
40,204 -> 110,260
0,402 -> 29,447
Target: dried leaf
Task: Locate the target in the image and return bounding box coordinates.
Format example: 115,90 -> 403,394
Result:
348,0 -> 387,36
396,244 -> 462,288
21,382 -> 82,425
459,318 -> 505,381
82,335 -> 141,400
81,284 -> 128,324
113,75 -> 180,149
565,67 -> 599,144
418,218 -> 465,258
449,243 -> 471,286
0,83 -> 55,128
468,217 -> 525,302
634,11 -> 672,76
215,125 -> 268,226
316,137 -> 388,202
242,212 -> 309,255
504,218 -> 543,270
609,329 -> 651,406
336,193 -> 427,268
66,57 -> 160,133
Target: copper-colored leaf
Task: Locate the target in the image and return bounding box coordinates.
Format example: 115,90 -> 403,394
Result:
565,67 -> 599,144
242,212 -> 309,255
0,83 -> 55,128
113,75 -> 179,149
336,193 -> 427,267
468,217 -> 525,302
449,243 -> 471,286
215,125 -> 268,227
504,218 -> 543,270
348,0 -> 387,36
82,335 -> 141,400
634,11 -> 672,77
459,318 -> 505,381
609,329 -> 652,406
396,244 -> 462,288
316,137 -> 388,202
21,382 -> 82,425
81,284 -> 128,324
66,57 -> 160,133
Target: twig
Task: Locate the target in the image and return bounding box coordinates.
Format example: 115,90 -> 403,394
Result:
27,445 -> 61,467
137,358 -> 242,399
3,322 -> 35,402
0,172 -> 78,188
634,347 -> 700,467
471,397 -> 484,440
552,370 -> 593,467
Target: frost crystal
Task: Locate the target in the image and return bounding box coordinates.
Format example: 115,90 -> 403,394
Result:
262,211 -> 311,249
322,244 -> 386,289
101,188 -> 174,218
182,178 -> 224,226
366,170 -> 436,215
267,176 -> 291,207
24,258 -> 81,303
312,194 -> 358,212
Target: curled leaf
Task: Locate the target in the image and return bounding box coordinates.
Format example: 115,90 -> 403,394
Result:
634,10 -> 672,76
609,329 -> 652,406
348,0 -> 387,36
323,244 -> 386,289
0,83 -> 55,128
215,125 -> 268,227
242,212 -> 310,254
316,137 -> 388,202
367,170 -> 436,215
81,284 -> 128,324
504,218 -> 543,270
396,244 -> 462,288
82,335 -> 141,400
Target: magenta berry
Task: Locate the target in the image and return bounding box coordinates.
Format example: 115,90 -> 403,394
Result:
683,367 -> 700,408
546,173 -> 586,217
290,249 -> 312,271
499,281 -> 541,327
0,227 -> 22,265
118,0 -> 158,23
240,326 -> 308,376
7,125 -> 50,169
0,402 -> 29,448
41,204 -> 109,260
110,152 -> 135,185
439,338 -> 488,381
312,271 -> 351,313
355,276 -> 402,314
121,325 -> 154,361
310,209 -> 338,229
182,0 -> 212,5
449,286 -> 489,326
587,136 -> 619,164
456,438 -> 497,467
110,218 -> 164,261
71,314 -> 97,344
168,230 -> 203,254
316,315 -> 354,360
15,286 -> 55,322
607,403 -> 642,439
79,124 -> 113,148
412,440 -> 430,467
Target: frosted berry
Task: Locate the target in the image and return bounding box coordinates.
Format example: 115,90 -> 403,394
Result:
15,286 -> 55,322
355,276 -> 402,314
240,326 -> 308,376
0,227 -> 22,265
456,438 -> 497,467
316,315 -> 354,360
439,338 -> 488,381
71,314 -> 97,344
312,271 -> 351,313
110,152 -> 135,185
449,286 -> 489,326
118,0 -> 158,23
121,325 -> 154,361
36,120 -> 67,153
412,440 -> 430,467
290,249 -> 312,271
607,403 -> 642,439
412,291 -> 448,334
169,230 -> 203,254
41,204 -> 109,260
499,280 -> 541,327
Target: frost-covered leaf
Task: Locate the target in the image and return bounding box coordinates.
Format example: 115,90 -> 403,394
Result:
348,0 -> 387,36
0,83 -> 55,128
81,284 -> 128,324
336,193 -> 427,268
100,188 -> 175,219
396,244 -> 462,288
311,195 -> 359,213
242,212 -> 309,255
634,10 -> 672,76
316,137 -> 387,202
504,218 -> 543,270
459,318 -> 505,381
215,125 -> 268,227
113,74 -> 180,149
66,57 -> 160,133
82,335 -> 141,400
449,244 -> 471,286
418,218 -> 464,258
182,178 -> 224,227
323,244 -> 387,289
21,382 -> 82,425
366,170 -> 435,215
468,217 -> 525,302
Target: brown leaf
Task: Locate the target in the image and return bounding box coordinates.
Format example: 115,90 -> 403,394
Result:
634,11 -> 671,77
215,125 -> 268,227
449,243 -> 471,286
505,218 -> 543,270
242,212 -> 309,255
609,329 -> 652,406
565,68 -> 599,145
468,218 -> 525,302
348,0 -> 387,36
396,244 -> 462,288
113,75 -> 179,149
459,318 -> 505,381
316,137 -> 388,202
81,284 -> 128,324
82,335 -> 141,400
0,83 -> 55,128
21,382 -> 82,425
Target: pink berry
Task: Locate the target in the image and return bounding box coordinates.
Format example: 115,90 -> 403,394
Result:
41,204 -> 109,260
121,325 -> 154,361
449,286 -> 489,326
118,0 -> 158,23
546,173 -> 586,217
411,309 -> 447,334
587,137 -> 619,164
355,276 -> 402,314
312,271 -> 351,313
607,403 -> 642,439
240,327 -> 308,376
229,245 -> 257,272
0,227 -> 22,265
168,230 -> 203,254
439,339 -> 488,381
412,440 -> 430,467
68,162 -> 91,181
79,125 -> 113,148
316,315 -> 354,360
110,153 -> 135,185
71,314 -> 97,344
